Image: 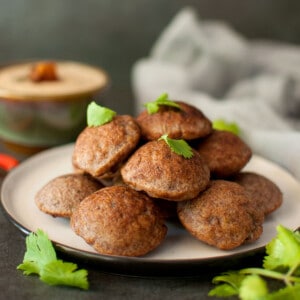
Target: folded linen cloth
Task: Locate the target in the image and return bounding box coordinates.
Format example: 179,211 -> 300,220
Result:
132,7 -> 300,179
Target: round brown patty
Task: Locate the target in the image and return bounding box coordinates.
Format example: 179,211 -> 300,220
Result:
232,171 -> 283,216
136,101 -> 212,140
177,180 -> 263,250
70,185 -> 167,257
196,130 -> 252,178
72,115 -> 141,177
35,173 -> 103,218
121,139 -> 210,201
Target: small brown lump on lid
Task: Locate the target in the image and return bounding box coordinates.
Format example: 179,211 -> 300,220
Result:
121,139 -> 210,201
70,185 -> 167,257
30,61 -> 59,82
136,101 -> 212,141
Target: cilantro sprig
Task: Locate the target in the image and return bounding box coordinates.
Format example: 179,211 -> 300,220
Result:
212,119 -> 240,136
144,93 -> 181,114
209,225 -> 300,299
17,229 -> 89,290
87,101 -> 116,127
159,134 -> 193,159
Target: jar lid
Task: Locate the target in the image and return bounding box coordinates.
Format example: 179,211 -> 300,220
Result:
0,60 -> 109,101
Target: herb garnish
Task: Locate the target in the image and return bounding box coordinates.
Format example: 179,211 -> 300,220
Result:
144,93 -> 181,114
87,101 -> 116,127
209,225 -> 300,299
159,134 -> 193,159
17,229 -> 89,290
212,119 -> 240,136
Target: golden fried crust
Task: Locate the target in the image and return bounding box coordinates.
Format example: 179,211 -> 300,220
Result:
72,115 -> 141,177
35,173 -> 103,218
121,140 -> 210,201
136,101 -> 212,140
177,180 -> 263,250
196,130 -> 252,178
70,186 -> 167,257
240,192 -> 265,244
232,172 -> 283,216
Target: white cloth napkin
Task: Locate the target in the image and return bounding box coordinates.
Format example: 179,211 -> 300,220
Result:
132,7 -> 300,179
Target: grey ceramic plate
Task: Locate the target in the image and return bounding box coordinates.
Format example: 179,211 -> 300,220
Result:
1,144 -> 300,276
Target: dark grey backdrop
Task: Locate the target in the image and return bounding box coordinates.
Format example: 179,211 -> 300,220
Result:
1,0 -> 300,115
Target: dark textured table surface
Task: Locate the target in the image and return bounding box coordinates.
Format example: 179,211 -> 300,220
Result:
0,144 -> 265,300
0,201 -> 218,300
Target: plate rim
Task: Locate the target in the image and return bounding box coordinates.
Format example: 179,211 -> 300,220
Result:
0,143 -> 298,276
0,201 -> 266,276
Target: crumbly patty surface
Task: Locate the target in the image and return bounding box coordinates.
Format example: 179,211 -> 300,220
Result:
121,140 -> 210,201
196,130 -> 252,178
232,171 -> 283,216
72,115 -> 141,177
70,186 -> 167,257
177,180 -> 263,250
136,101 -> 212,140
35,173 -> 103,218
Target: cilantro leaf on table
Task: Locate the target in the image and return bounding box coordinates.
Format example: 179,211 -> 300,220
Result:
40,260 -> 89,290
264,225 -> 300,271
87,101 -> 116,127
209,225 -> 300,299
239,275 -> 268,300
159,134 -> 193,159
17,229 -> 89,290
265,284 -> 300,299
209,271 -> 245,297
144,93 -> 181,114
17,229 -> 56,275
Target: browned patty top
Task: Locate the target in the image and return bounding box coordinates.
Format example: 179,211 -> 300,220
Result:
177,180 -> 263,250
35,173 -> 103,218
72,115 -> 141,177
70,185 -> 167,257
121,139 -> 210,201
136,101 -> 212,140
232,171 -> 283,216
196,130 -> 252,178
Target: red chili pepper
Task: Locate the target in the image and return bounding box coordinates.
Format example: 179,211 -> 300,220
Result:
0,153 -> 19,171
